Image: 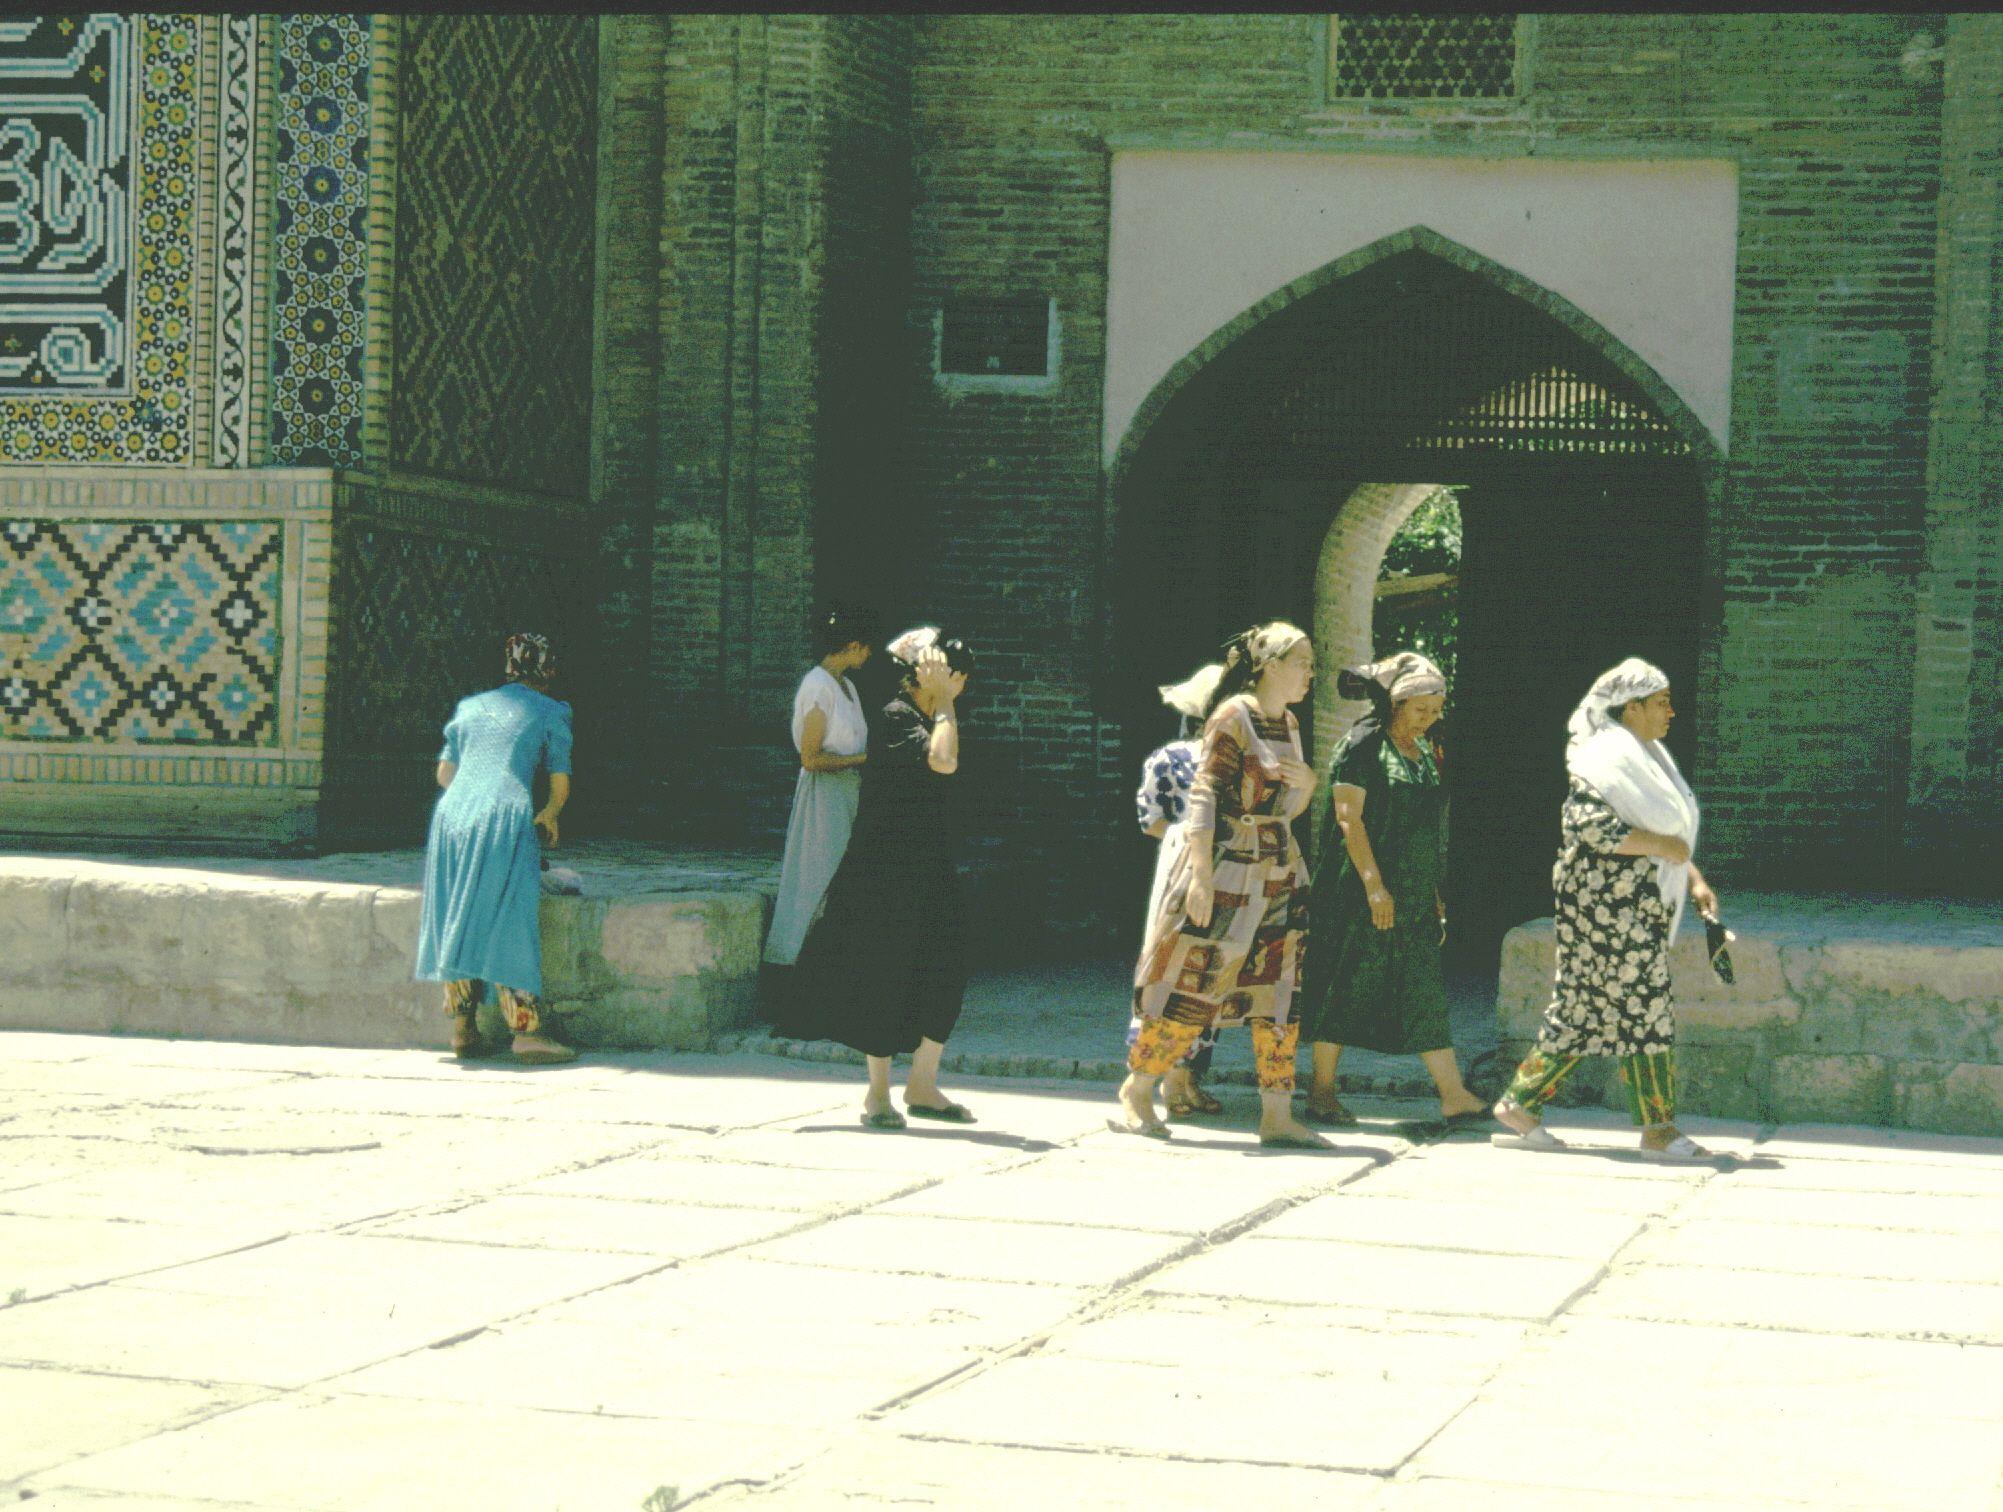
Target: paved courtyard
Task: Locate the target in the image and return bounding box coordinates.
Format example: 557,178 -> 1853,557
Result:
4,1033 -> 2003,1511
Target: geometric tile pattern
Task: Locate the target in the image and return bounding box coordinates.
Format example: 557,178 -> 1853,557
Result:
0,13 -> 199,462
268,13 -> 370,468
335,522 -> 577,761
1331,14 -> 1517,100
210,13 -> 257,467
0,517 -> 282,744
389,15 -> 596,493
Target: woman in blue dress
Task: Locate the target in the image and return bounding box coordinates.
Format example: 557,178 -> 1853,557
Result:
415,632 -> 577,1065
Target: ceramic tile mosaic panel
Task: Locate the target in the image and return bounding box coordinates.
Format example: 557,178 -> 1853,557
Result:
390,14 -> 596,493
210,12 -> 258,467
0,13 -> 200,463
268,13 -> 370,468
0,517 -> 282,744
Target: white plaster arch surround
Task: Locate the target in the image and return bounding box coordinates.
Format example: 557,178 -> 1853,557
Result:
1103,152 -> 1740,466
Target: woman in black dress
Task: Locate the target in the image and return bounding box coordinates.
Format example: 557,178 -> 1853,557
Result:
780,627 -> 977,1129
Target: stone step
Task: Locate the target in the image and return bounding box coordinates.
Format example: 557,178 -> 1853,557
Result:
1498,892 -> 2003,1136
0,856 -> 766,1052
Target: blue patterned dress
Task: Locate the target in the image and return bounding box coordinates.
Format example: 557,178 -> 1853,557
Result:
414,683 -> 573,997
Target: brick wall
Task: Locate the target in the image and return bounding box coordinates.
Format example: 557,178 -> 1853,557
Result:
1907,14 -> 2003,885
874,13 -> 1963,941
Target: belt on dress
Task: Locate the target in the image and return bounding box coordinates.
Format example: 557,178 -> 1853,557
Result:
1216,814 -> 1295,863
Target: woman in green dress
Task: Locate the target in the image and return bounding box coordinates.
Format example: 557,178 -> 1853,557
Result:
1298,652 -> 1486,1127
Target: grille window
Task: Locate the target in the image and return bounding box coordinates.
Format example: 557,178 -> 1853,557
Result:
940,298 -> 1051,378
1330,14 -> 1518,100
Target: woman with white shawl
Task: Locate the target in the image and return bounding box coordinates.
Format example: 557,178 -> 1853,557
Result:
1123,660 -> 1228,1118
1491,658 -> 1725,1163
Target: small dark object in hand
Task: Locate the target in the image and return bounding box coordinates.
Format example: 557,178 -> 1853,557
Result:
1705,915 -> 1736,985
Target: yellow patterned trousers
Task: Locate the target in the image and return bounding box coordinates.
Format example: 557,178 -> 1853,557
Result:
1130,1000 -> 1298,1092
444,978 -> 543,1036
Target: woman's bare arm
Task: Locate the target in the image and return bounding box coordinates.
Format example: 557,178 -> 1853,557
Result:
535,773 -> 570,847
1614,829 -> 1691,864
1331,783 -> 1395,930
436,761 -> 456,789
798,706 -> 866,774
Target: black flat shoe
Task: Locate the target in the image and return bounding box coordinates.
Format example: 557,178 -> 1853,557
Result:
905,1100 -> 976,1124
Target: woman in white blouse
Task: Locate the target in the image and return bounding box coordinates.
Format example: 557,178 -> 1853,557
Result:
764,604 -> 880,971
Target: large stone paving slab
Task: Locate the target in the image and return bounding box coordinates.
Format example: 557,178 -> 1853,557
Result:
1479,1315 -> 2003,1423
336,1313 -> 976,1428
873,1153 -> 1352,1235
364,1193 -> 809,1258
1151,1234 -> 1601,1319
536,1258 -> 1091,1354
0,1365 -> 257,1484
1680,1178 -> 2003,1235
1043,1293 -> 1529,1382
518,1146 -> 921,1212
0,1212 -> 288,1302
886,1353 -> 1474,1473
1573,1262 -> 2003,1344
1631,1214 -> 2003,1284
1413,1371 -> 2003,1510
741,1211 -> 1185,1288
11,1031 -> 2003,1509
733,1433 -> 1382,1509
1257,1190 -> 1650,1258
44,1393 -> 820,1511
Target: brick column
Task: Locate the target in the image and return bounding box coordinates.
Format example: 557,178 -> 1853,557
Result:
649,16 -> 914,840
1907,15 -> 2003,879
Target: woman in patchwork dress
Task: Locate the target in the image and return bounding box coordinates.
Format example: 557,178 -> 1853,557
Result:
1114,623 -> 1328,1148
1491,658 -> 1726,1162
1125,665 -> 1224,1118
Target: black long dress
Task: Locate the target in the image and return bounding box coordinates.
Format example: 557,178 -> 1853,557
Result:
779,692 -> 968,1056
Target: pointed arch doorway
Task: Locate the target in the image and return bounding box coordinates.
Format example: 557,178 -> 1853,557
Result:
1108,233 -> 1718,968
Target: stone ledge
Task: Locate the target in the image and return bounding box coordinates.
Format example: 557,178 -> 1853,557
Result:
0,856 -> 767,1052
1499,892 -> 2003,1135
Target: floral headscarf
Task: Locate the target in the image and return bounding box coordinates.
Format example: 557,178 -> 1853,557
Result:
504,632 -> 555,684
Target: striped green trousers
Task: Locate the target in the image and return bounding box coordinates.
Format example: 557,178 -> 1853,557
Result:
1503,1046 -> 1676,1127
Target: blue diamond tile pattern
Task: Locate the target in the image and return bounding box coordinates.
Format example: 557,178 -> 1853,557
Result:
0,518 -> 282,744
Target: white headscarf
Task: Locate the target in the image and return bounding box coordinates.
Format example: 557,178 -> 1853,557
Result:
1358,650 -> 1446,703
1565,658 -> 1701,943
886,626 -> 939,667
1158,663 -> 1225,721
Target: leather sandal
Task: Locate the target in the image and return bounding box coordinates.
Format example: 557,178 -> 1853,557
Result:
1303,1096 -> 1359,1127
511,1033 -> 577,1065
1164,1084 -> 1224,1118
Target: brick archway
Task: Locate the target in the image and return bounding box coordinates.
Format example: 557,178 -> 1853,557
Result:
1107,224 -> 1721,494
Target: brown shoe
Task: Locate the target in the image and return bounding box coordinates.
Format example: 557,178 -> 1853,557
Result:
511,1032 -> 577,1065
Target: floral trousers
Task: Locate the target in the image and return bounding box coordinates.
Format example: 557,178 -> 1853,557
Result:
444,978 -> 543,1036
1504,1046 -> 1676,1127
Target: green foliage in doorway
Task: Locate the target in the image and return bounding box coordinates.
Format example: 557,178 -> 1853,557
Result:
1375,486 -> 1462,696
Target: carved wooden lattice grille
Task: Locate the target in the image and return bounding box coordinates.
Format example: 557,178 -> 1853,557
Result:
1330,14 -> 1518,100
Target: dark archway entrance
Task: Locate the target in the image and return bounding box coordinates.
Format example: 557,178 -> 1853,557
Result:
1109,237 -> 1715,968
